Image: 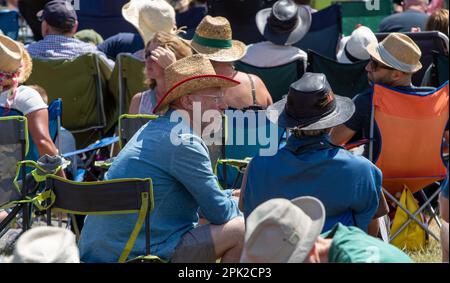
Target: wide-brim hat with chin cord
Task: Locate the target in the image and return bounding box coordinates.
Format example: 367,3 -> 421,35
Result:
336,26 -> 378,64
366,32 -> 422,73
189,15 -> 247,62
152,54 -> 240,113
0,34 -> 32,83
122,0 -> 177,45
241,196 -> 326,263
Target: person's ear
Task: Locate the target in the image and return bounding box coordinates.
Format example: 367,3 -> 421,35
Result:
179,94 -> 194,111
70,21 -> 79,35
391,69 -> 406,81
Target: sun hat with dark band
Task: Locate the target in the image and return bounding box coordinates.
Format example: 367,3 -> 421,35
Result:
366,32 -> 422,74
153,54 -> 240,113
189,16 -> 246,62
267,72 -> 355,130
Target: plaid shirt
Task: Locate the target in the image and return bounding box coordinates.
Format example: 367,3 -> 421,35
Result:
26,35 -> 114,67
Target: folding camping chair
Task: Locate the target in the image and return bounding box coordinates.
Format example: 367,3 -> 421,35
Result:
307,50 -> 370,99
108,53 -> 147,117
118,114 -> 158,149
368,82 -> 449,242
335,0 -> 392,36
235,60 -> 305,103
42,174 -> 163,263
25,53 -> 114,148
216,110 -> 286,189
0,116 -> 31,234
433,51 -> 449,87
293,4 -> 342,60
375,31 -> 448,86
0,9 -> 19,40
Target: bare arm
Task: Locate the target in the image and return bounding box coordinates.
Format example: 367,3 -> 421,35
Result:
26,109 -> 66,178
128,92 -> 143,114
330,124 -> 357,146
253,75 -> 273,107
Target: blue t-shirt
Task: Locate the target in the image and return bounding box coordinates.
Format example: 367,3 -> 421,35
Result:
78,109 -> 241,262
97,32 -> 144,60
243,134 -> 382,232
378,9 -> 429,32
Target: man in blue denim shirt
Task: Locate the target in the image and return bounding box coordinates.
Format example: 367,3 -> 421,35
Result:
239,73 -> 383,232
78,55 -> 244,263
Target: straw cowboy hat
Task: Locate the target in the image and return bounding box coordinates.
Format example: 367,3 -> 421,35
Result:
153,54 -> 240,113
336,26 -> 378,64
0,34 -> 32,83
267,72 -> 355,130
122,0 -> 177,45
190,15 -> 247,62
255,0 -> 312,46
0,226 -> 80,263
366,32 -> 422,73
241,196 -> 326,263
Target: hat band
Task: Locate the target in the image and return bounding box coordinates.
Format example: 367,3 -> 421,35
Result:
344,44 -> 360,63
376,44 -> 417,73
192,34 -> 233,49
267,13 -> 298,34
286,99 -> 336,128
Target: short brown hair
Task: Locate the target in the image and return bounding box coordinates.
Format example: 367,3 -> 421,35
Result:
144,32 -> 193,88
425,9 -> 449,37
290,127 -> 331,138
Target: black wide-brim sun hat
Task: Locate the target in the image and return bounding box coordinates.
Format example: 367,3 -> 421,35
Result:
255,3 -> 312,46
267,95 -> 355,130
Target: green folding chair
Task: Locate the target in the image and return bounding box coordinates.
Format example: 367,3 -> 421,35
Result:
118,114 -> 158,149
307,50 -> 370,99
335,0 -> 393,36
235,59 -> 305,103
0,116 -> 31,234
109,53 -> 147,117
433,51 -> 449,86
25,53 -> 114,148
42,175 -> 164,263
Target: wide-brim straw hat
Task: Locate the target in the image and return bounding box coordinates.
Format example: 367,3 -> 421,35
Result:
366,32 -> 422,73
0,34 -> 32,83
189,15 -> 247,62
122,0 -> 177,45
153,54 -> 240,113
241,196 -> 326,263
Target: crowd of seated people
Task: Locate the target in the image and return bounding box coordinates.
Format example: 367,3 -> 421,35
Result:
0,0 -> 449,264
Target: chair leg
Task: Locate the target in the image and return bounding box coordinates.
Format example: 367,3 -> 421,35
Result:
384,188 -> 441,242
419,190 -> 442,229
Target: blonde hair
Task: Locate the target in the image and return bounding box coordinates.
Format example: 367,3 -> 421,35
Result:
144,32 -> 193,88
425,9 -> 449,37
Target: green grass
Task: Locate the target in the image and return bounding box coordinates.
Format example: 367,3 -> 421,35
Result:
404,221 -> 443,263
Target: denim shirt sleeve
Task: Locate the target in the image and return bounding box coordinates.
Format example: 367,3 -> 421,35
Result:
169,135 -> 241,224
351,164 -> 383,232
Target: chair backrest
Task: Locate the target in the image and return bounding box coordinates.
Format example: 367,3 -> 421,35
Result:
109,53 -> 147,117
433,51 -> 449,86
307,50 -> 370,99
336,0 -> 392,36
44,175 -> 154,263
216,110 -> 285,188
25,54 -> 113,147
293,4 -> 342,59
235,59 -> 305,103
375,31 -> 448,86
118,114 -> 158,149
0,116 -> 28,207
0,10 -> 19,40
370,82 -> 449,194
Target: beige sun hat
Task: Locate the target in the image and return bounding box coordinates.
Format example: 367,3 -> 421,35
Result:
0,226 -> 79,263
122,0 -> 177,45
366,32 -> 422,73
190,15 -> 247,62
153,54 -> 240,113
336,26 -> 378,64
240,196 -> 326,263
0,34 -> 32,83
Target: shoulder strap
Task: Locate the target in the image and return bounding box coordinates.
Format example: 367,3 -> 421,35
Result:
246,73 -> 257,105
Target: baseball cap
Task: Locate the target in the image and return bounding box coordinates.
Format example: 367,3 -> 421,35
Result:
37,0 -> 78,30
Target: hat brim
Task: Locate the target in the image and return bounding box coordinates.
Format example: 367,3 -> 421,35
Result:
18,45 -> 32,84
255,6 -> 311,46
153,74 -> 240,113
366,42 -> 422,73
287,197 -> 326,263
190,40 -> 247,62
267,94 -> 355,130
336,36 -> 353,64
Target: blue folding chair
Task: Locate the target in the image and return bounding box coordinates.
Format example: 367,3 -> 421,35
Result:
0,9 -> 19,40
293,4 -> 342,60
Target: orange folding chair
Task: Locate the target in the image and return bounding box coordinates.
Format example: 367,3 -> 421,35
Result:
369,82 -> 449,242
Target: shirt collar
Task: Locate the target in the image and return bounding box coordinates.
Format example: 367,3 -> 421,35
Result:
285,133 -> 332,150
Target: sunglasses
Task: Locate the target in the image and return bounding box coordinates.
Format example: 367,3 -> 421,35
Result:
369,58 -> 395,71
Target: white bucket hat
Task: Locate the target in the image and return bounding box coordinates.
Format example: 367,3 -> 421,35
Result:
240,196 -> 326,263
0,226 -> 80,263
122,0 -> 177,45
336,26 -> 378,64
